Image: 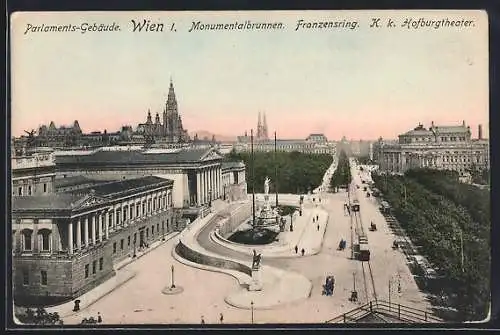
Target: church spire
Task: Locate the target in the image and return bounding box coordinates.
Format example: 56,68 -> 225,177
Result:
263,112 -> 268,139
257,112 -> 262,139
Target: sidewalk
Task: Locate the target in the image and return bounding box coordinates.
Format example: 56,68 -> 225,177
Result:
45,231 -> 179,319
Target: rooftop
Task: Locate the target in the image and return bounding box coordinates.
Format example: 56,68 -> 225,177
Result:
221,161 -> 246,170
13,176 -> 173,211
55,147 -> 222,165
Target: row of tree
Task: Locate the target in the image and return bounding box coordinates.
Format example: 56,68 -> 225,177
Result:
372,170 -> 490,321
225,150 -> 333,194
329,150 -> 351,191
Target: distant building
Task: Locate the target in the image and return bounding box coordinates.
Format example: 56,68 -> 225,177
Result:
374,121 -> 489,174
235,133 -> 335,155
136,79 -> 190,143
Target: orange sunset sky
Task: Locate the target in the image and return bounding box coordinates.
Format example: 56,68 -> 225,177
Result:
11,10 -> 489,140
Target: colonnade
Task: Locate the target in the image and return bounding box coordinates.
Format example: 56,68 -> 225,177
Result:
67,188 -> 171,255
196,165 -> 222,206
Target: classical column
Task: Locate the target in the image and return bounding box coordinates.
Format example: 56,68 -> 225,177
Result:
84,216 -> 89,247
205,169 -> 209,203
92,214 -> 97,245
105,210 -> 109,239
98,211 -> 103,242
68,221 -> 73,255
200,170 -> 205,205
76,218 -> 82,250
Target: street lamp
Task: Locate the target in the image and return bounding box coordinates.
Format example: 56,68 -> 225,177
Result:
171,265 -> 176,289
162,221 -> 165,241
250,301 -> 254,324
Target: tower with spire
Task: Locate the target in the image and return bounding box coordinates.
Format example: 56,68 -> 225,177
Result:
262,112 -> 269,140
138,77 -> 190,143
257,112 -> 263,139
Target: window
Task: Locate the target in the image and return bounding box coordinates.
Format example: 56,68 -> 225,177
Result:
40,230 -> 51,251
113,242 -> 117,254
123,208 -> 127,221
85,264 -> 89,278
99,257 -> 103,271
142,203 -> 145,215
146,228 -> 149,239
18,187 -> 22,196
128,236 -> 131,246
157,223 -> 159,234
28,186 -> 32,195
22,230 -> 32,251
43,183 -> 47,193
152,225 -> 155,235
136,205 -> 140,217
23,270 -> 29,285
41,271 -> 47,285
120,239 -> 124,250
92,261 -> 97,274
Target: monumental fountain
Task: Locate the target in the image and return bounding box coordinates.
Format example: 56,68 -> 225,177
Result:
228,176 -> 284,245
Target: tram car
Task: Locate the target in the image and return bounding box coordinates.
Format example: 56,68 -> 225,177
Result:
358,243 -> 371,261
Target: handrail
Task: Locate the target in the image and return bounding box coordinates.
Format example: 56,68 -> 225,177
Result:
325,300 -> 441,324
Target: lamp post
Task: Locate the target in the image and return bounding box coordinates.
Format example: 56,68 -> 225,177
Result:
250,301 -> 254,324
171,265 -> 175,289
133,240 -> 137,258
162,221 -> 165,241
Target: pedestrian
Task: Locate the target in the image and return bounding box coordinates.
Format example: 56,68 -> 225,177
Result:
316,215 -> 319,221
317,224 -> 320,231
220,313 -> 224,323
97,312 -> 102,323
295,245 -> 298,254
313,217 -> 315,223
301,248 -> 305,256
201,316 -> 205,324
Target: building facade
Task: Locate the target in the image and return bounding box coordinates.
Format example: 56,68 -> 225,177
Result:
374,121 -> 489,174
54,146 -> 241,208
221,161 -> 247,202
12,149 -> 56,197
235,133 -> 336,155
136,80 -> 190,143
12,176 -> 176,305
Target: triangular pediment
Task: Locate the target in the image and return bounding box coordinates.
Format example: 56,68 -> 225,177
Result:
71,192 -> 105,210
201,149 -> 223,161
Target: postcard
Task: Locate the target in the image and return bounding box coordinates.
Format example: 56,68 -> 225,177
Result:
9,10 -> 490,326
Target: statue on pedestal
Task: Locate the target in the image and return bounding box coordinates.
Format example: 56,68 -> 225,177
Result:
264,177 -> 270,195
252,249 -> 262,269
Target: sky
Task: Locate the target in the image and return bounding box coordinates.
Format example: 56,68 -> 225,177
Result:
11,10 -> 489,140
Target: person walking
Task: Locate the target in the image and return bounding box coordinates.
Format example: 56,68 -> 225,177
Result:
317,224 -> 320,231
295,245 -> 298,254
97,312 -> 102,323
219,313 -> 224,323
301,248 -> 305,256
201,316 -> 205,324
316,215 -> 319,221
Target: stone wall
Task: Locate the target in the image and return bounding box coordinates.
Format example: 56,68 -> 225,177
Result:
13,256 -> 73,305
175,241 -> 251,277
217,202 -> 252,238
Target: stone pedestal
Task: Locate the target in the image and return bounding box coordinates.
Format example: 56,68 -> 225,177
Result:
248,267 -> 263,291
